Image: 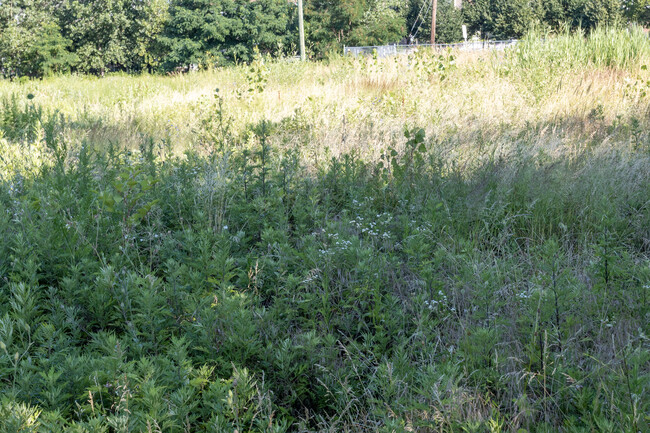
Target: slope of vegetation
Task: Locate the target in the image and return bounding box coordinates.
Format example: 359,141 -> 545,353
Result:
0,28 -> 649,432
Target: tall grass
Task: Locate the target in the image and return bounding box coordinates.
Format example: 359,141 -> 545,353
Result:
510,25 -> 650,71
0,27 -> 648,432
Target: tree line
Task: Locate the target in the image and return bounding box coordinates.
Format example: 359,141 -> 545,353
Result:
0,0 -> 647,77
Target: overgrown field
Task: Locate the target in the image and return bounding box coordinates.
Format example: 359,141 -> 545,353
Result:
0,28 -> 649,432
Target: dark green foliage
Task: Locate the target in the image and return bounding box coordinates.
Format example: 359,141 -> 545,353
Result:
305,0 -> 408,56
56,0 -> 134,74
0,0 -> 635,75
0,1 -> 76,78
352,0 -> 409,45
0,0 -> 169,76
461,0 -> 492,37
226,0 -> 297,62
567,0 -> 624,28
26,22 -> 78,77
624,0 -> 650,25
0,83 -> 648,430
305,0 -> 365,54
129,0 -> 170,71
407,0 -> 463,43
490,0 -> 537,38
462,0 -> 538,38
158,0 -> 237,69
537,0 -> 571,28
462,0 -> 624,39
435,0 -> 465,42
158,0 -> 294,68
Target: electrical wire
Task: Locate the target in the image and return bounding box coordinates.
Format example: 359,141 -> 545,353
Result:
409,0 -> 432,40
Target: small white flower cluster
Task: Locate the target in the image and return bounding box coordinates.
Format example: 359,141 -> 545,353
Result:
351,212 -> 393,240
318,235 -> 353,257
376,212 -> 393,222
424,290 -> 456,313
517,291 -> 531,299
414,221 -> 433,233
11,200 -> 24,222
7,175 -> 24,198
424,299 -> 439,310
230,230 -> 245,244
8,183 -> 18,197
317,208 -> 395,257
140,233 -> 161,242
301,270 -> 320,284
601,317 -> 616,329
334,239 -> 353,250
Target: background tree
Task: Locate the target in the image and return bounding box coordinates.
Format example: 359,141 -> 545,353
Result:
0,0 -> 76,78
130,0 -> 170,72
226,0 -> 297,63
536,0 -> 570,29
490,0 -> 536,38
566,0 -> 623,28
56,0 -> 134,74
351,0 -> 408,45
461,0 -> 492,37
0,0 -> 30,78
0,0 -> 636,76
158,0 -> 237,70
304,0 -> 408,56
462,0 -> 623,39
462,0 -> 536,38
407,0 -> 463,43
623,0 -> 650,25
25,21 -> 78,77
304,0 -> 367,55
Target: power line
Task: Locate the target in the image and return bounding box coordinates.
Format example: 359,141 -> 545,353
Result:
410,0 -> 432,40
409,0 -> 428,36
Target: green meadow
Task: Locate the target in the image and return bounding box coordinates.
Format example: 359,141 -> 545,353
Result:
0,28 -> 649,432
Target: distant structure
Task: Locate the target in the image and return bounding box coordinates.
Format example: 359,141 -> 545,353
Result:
454,0 -> 462,8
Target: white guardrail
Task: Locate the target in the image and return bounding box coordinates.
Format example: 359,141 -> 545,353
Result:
343,39 -> 518,57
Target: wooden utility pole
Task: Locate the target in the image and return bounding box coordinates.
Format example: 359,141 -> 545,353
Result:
430,0 -> 438,45
298,0 -> 306,61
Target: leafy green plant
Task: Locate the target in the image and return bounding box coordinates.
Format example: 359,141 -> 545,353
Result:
0,30 -> 648,432
97,165 -> 160,235
237,48 -> 270,98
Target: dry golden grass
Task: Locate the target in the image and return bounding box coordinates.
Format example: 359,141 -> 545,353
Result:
1,40 -> 648,166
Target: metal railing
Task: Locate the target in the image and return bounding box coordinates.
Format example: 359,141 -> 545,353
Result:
343,39 -> 518,58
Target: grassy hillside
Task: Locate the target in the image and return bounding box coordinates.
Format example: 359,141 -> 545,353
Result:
0,28 -> 649,432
